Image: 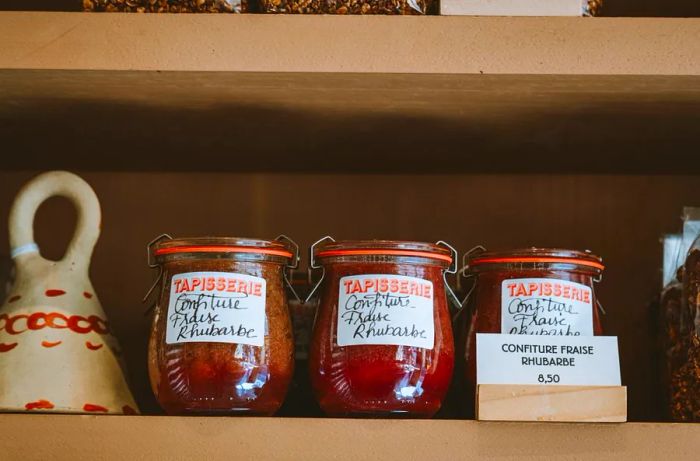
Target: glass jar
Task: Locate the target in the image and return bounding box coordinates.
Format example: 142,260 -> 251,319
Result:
83,0 -> 249,13
586,0 -> 604,16
308,238 -> 456,418
658,266 -> 684,420
670,239 -> 700,421
259,0 -> 434,14
458,248 -> 605,415
147,236 -> 295,415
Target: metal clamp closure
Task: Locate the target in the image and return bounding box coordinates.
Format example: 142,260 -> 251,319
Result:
147,234 -> 173,269
435,241 -> 459,308
275,234 -> 301,303
305,236 -> 336,304
460,245 -> 486,278
457,245 -> 487,309
143,234 -> 173,314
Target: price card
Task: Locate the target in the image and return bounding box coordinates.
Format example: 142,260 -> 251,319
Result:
476,333 -> 621,387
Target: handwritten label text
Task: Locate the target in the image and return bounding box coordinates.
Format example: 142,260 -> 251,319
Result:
165,271 -> 265,347
337,274 -> 434,349
501,278 -> 594,336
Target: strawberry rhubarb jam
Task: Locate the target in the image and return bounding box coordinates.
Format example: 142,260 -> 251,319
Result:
309,240 -> 455,417
457,248 -> 605,415
148,237 -> 295,415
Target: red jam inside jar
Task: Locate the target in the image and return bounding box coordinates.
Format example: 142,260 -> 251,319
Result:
147,237 -> 295,415
308,240 -> 455,417
457,248 -> 605,415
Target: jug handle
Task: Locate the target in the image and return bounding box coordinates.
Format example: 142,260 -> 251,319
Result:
9,171 -> 101,273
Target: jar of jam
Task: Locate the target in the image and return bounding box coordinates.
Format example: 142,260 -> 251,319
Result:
458,248 -> 605,415
308,238 -> 456,417
147,236 -> 296,415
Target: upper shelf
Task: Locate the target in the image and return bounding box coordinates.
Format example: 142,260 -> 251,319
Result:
1,12 -> 699,75
1,13 -> 699,173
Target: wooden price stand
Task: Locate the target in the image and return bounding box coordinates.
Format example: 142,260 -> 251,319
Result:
478,385 -> 627,422
475,334 -> 628,423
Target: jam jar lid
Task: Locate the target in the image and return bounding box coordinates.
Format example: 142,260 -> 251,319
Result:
314,239 -> 453,264
152,236 -> 296,262
466,248 -> 604,272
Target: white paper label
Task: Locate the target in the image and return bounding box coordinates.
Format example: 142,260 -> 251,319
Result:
336,274 -> 435,349
166,271 -> 265,347
501,278 -> 594,336
477,333 -> 621,386
441,0 -> 583,16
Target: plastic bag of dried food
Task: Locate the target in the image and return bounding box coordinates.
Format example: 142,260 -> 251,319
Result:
260,0 -> 435,14
584,0 -> 604,16
655,234 -> 684,419
83,0 -> 249,13
669,208 -> 700,421
324,0 -> 436,14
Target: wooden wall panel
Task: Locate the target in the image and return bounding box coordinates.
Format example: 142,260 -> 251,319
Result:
0,171 -> 697,420
2,72 -> 699,172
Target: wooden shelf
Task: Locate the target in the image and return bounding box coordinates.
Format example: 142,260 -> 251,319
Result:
2,415 -> 700,460
1,13 -> 699,75
1,13 -> 700,429
1,13 -> 699,173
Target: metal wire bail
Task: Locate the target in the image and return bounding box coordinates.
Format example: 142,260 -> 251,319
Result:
460,245 -> 487,278
146,233 -> 173,269
457,245 -> 487,308
142,233 -> 173,310
275,234 -> 302,303
435,240 -> 460,308
305,235 -> 336,304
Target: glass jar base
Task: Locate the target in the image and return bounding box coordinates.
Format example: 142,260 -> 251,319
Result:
164,406 -> 278,416
322,409 -> 436,419
318,399 -> 443,419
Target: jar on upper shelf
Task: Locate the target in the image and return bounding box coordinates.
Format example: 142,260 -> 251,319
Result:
259,0 -> 435,15
147,236 -> 296,415
585,0 -> 604,16
308,238 -> 456,418
83,0 -> 250,13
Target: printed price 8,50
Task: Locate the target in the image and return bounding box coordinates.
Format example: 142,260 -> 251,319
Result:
537,373 -> 561,384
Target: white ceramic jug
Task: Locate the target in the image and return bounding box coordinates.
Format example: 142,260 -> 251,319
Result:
0,171 -> 138,414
